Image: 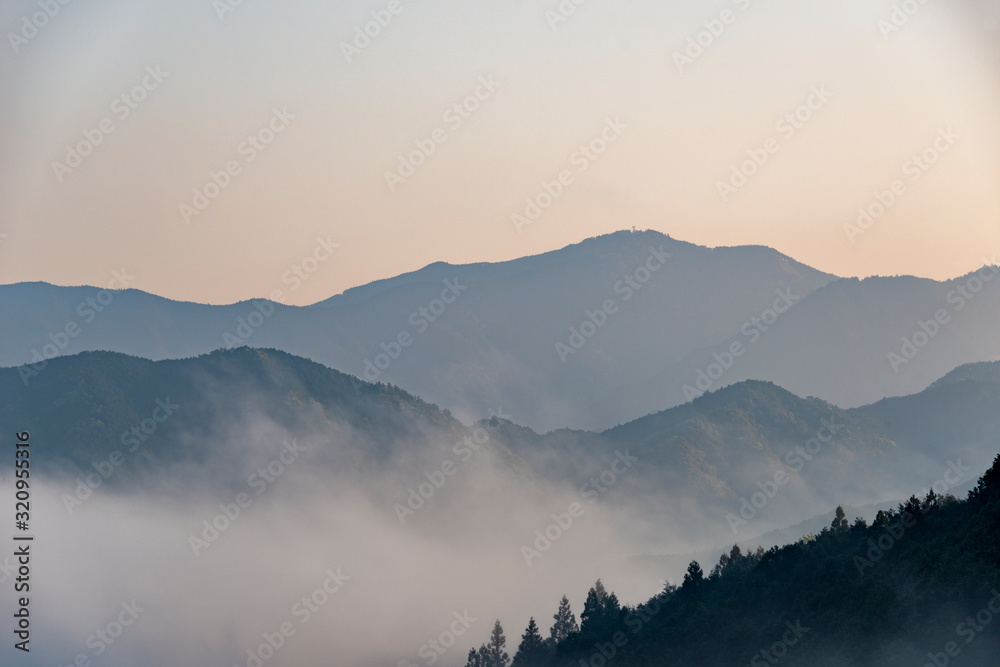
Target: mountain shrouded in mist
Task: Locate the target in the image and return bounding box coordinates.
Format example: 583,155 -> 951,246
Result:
3,347 -> 999,665
2,231 -> 836,431
462,454 -> 1000,666
4,231 -> 999,433
5,347 -> 1000,549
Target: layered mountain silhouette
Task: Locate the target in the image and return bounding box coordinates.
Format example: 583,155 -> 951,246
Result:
4,348 -> 998,547
2,230 -> 998,433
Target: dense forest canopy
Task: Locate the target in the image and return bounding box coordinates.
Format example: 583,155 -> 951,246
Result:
466,453 -> 1000,666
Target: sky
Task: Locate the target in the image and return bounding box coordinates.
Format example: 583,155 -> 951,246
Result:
1,0 -> 998,306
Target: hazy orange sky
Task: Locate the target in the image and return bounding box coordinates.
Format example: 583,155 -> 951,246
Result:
1,0 -> 998,305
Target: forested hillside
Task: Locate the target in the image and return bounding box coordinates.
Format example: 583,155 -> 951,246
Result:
468,454 -> 1000,666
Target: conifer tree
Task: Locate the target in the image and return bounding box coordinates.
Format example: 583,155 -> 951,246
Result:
970,453 -> 1000,503
511,617 -> 547,666
548,594 -> 578,645
464,646 -> 485,667
831,505 -> 849,531
580,579 -> 609,629
682,560 -> 704,591
580,579 -> 623,637
482,620 -> 509,667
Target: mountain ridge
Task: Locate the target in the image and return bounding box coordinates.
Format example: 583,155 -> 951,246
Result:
4,230 -> 999,433
6,346 -> 998,549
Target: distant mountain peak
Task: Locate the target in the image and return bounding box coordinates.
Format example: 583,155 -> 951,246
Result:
926,360 -> 1000,391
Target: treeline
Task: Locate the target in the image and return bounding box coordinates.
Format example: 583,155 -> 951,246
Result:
465,453 -> 1000,666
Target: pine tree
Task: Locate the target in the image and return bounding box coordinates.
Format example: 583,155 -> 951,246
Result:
580,579 -> 609,629
682,561 -> 704,591
831,505 -> 849,531
482,619 -> 509,667
970,453 -> 1000,504
900,495 -> 922,518
511,617 -> 548,667
580,579 -> 623,638
465,646 -> 486,667
660,579 -> 678,598
605,592 -> 621,617
548,594 -> 578,645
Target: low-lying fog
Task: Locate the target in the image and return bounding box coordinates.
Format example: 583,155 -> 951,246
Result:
4,402 -> 991,667
0,420 -> 677,667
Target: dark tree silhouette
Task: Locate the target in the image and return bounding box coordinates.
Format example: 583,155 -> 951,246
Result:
712,544 -> 750,579
464,646 -> 485,667
461,451 -> 1000,666
831,505 -> 849,531
580,579 -> 623,639
970,452 -> 1000,504
511,617 -> 548,667
482,619 -> 509,667
681,560 -> 704,592
548,594 -> 578,645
